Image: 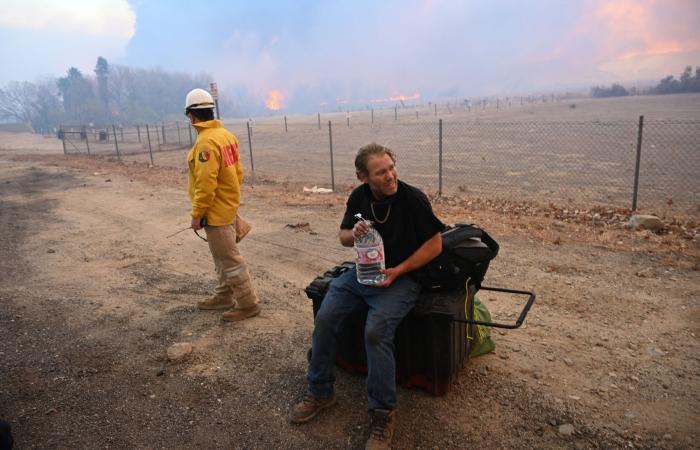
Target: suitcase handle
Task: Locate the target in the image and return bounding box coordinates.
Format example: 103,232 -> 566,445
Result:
452,285 -> 535,329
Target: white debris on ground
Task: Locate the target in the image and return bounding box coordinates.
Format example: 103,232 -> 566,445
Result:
303,186 -> 333,194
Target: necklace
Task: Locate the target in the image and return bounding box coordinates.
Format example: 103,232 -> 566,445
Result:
370,202 -> 391,224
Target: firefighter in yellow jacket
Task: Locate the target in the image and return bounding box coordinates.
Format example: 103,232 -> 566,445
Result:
185,88 -> 260,322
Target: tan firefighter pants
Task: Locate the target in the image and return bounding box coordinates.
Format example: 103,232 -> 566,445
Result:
205,224 -> 259,309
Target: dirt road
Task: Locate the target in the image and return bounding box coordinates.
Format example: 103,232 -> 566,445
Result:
0,133 -> 698,449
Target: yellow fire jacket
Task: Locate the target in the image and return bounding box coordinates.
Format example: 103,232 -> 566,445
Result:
187,120 -> 244,226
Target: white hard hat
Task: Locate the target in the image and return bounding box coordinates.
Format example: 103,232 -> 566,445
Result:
185,88 -> 215,113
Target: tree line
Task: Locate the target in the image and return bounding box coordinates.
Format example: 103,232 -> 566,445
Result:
591,65 -> 700,98
0,57 -> 237,133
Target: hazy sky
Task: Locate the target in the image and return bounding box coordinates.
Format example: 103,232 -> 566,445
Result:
1,0 -> 698,110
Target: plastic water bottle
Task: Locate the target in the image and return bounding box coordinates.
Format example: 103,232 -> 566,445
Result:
353,214 -> 386,285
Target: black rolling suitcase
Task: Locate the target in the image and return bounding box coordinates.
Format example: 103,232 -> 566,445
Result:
305,263 -> 535,396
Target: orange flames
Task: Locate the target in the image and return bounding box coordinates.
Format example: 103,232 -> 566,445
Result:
370,93 -> 421,103
265,90 -> 285,110
619,41 -> 689,60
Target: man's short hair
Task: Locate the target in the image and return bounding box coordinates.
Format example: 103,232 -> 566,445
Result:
189,107 -> 215,121
355,143 -> 396,177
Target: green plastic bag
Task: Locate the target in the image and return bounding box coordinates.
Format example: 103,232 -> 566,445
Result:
467,295 -> 495,358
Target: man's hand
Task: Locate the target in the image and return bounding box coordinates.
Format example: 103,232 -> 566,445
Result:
374,232 -> 442,288
191,216 -> 203,230
352,221 -> 370,240
378,267 -> 401,287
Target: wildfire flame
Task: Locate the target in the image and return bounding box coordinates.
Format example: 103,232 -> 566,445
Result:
265,90 -> 285,110
370,93 -> 421,103
619,41 -> 688,60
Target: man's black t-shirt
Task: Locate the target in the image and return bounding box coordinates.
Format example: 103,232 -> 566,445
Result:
340,180 -> 444,269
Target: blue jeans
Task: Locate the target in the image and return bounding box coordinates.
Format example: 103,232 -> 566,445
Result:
307,267 -> 420,411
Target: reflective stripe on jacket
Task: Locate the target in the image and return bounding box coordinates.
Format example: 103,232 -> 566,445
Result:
187,120 -> 244,226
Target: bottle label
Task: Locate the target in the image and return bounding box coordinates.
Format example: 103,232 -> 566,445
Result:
355,246 -> 384,264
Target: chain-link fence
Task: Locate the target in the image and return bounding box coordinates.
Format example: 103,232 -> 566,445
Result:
59,122 -> 193,165
59,115 -> 700,213
635,119 -> 700,210
441,119 -> 643,206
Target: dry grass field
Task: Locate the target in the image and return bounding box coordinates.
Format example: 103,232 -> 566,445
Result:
1,94 -> 698,449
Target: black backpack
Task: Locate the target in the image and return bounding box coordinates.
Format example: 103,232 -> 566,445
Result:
416,223 -> 499,291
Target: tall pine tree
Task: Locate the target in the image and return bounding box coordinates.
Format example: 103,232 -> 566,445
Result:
95,57 -> 109,110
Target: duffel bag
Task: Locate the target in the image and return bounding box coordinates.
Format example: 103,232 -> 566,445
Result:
416,223 -> 499,291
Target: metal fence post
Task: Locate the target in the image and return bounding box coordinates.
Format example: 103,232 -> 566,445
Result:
328,120 -> 335,192
161,123 -> 166,144
84,126 -> 90,155
188,123 -> 193,146
371,108 -> 374,126
317,113 -> 321,130
146,124 -> 154,166
246,120 -> 255,186
60,127 -> 66,155
156,124 -> 161,147
632,115 -> 644,211
137,125 -> 141,143
112,125 -> 121,161
394,106 -> 397,121
438,119 -> 443,196
284,115 -> 288,132
176,122 -> 181,146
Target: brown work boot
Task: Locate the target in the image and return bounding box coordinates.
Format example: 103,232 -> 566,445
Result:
197,296 -> 234,310
365,409 -> 395,450
221,304 -> 261,322
289,392 -> 337,424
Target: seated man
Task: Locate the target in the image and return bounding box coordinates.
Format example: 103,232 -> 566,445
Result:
290,143 -> 444,449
